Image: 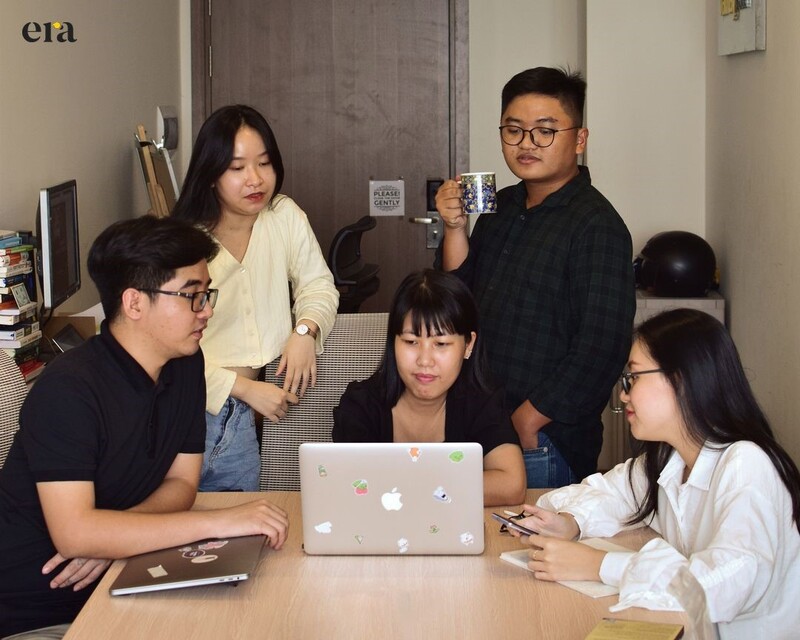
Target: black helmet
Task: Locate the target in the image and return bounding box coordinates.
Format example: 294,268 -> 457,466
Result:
633,231 -> 716,297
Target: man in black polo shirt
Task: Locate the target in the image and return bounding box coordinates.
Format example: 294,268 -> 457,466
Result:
436,67 -> 635,487
0,216 -> 289,637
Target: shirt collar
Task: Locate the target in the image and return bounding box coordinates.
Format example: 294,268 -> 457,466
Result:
511,165 -> 592,211
98,320 -> 174,393
657,443 -> 723,491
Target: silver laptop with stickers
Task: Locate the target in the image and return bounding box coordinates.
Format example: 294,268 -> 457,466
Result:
109,534 -> 266,595
299,442 -> 485,555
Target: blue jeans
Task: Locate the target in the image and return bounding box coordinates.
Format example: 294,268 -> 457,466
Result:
522,432 -> 578,489
200,396 -> 261,492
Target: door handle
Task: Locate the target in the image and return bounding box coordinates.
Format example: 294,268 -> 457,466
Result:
409,216 -> 439,224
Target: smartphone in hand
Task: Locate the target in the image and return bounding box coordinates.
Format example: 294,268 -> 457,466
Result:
491,512 -> 537,536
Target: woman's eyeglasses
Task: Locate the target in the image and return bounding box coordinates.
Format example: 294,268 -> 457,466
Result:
619,368 -> 665,394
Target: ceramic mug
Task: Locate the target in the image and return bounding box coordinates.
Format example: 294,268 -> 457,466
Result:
460,172 -> 497,214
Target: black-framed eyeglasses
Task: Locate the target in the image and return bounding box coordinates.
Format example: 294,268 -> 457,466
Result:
139,288 -> 219,312
499,125 -> 581,148
620,368 -> 665,394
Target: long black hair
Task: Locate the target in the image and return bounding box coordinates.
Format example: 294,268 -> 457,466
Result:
172,104 -> 284,230
375,269 -> 493,406
626,308 -> 800,533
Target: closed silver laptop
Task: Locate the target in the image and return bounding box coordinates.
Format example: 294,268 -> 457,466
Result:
299,442 -> 485,555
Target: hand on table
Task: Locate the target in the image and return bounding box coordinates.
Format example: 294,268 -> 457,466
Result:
43,553 -> 111,591
521,535 -> 605,583
215,499 -> 290,550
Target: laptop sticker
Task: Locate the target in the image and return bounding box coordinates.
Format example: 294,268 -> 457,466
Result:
315,521 -> 333,534
432,486 -> 451,503
429,525 -> 440,534
198,540 -> 229,551
409,447 -> 421,462
460,532 -> 475,546
147,565 -> 168,578
318,465 -> 328,477
355,535 -> 364,544
449,450 -> 464,463
397,538 -> 409,553
179,540 -> 229,554
352,479 -> 369,495
191,555 -> 219,564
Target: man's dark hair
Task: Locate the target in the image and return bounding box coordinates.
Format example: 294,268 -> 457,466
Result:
501,67 -> 586,126
87,215 -> 219,322
172,104 -> 285,231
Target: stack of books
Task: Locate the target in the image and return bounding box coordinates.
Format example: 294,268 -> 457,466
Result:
0,231 -> 44,382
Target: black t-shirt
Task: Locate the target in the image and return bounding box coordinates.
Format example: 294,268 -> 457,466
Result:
0,322 -> 206,636
332,373 -> 519,455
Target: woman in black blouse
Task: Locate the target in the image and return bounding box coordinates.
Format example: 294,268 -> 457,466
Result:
333,269 -> 526,506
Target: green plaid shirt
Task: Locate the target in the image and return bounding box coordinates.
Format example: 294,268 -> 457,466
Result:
436,167 -> 635,477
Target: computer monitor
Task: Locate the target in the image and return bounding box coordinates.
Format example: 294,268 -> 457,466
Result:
36,180 -> 81,311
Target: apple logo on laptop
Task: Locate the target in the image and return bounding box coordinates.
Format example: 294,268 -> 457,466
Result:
381,487 -> 403,511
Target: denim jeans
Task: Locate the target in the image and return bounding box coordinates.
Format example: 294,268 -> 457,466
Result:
522,431 -> 578,489
200,396 -> 261,491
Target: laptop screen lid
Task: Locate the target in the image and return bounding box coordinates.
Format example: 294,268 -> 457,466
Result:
109,534 -> 266,596
299,442 -> 484,555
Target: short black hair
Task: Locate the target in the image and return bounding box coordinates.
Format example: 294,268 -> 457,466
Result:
375,269 -> 493,405
501,67 -> 586,126
87,215 -> 219,322
172,104 -> 285,230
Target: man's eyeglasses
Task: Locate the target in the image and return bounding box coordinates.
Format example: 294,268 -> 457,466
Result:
498,125 -> 581,148
619,368 -> 665,394
139,288 -> 219,312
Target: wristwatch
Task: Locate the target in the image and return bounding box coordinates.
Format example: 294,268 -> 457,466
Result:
294,323 -> 317,339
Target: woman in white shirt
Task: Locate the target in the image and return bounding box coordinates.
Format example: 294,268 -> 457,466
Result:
514,308 -> 800,639
173,105 -> 338,491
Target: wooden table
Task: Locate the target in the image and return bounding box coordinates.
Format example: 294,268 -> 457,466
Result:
65,490 -> 685,640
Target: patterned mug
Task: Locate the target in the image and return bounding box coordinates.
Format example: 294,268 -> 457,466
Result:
460,172 -> 497,214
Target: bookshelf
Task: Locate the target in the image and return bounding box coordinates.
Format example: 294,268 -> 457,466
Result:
0,230 -> 45,383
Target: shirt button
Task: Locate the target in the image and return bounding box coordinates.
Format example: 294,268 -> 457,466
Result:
503,249 -> 509,255
519,215 -> 525,221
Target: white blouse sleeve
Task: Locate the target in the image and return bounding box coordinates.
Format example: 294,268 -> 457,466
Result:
537,457 -> 650,539
543,445 -> 791,626
610,471 -> 777,623
284,201 -> 339,346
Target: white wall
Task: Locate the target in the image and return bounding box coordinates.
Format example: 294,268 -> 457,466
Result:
468,0 -> 586,190
0,1 -> 183,313
706,1 -> 800,461
586,1 -> 706,255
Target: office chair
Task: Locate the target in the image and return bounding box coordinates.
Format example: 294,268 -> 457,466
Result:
259,312 -> 387,490
0,351 -> 28,468
327,216 -> 380,313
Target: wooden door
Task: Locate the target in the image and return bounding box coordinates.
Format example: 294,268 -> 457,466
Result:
192,0 -> 468,312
